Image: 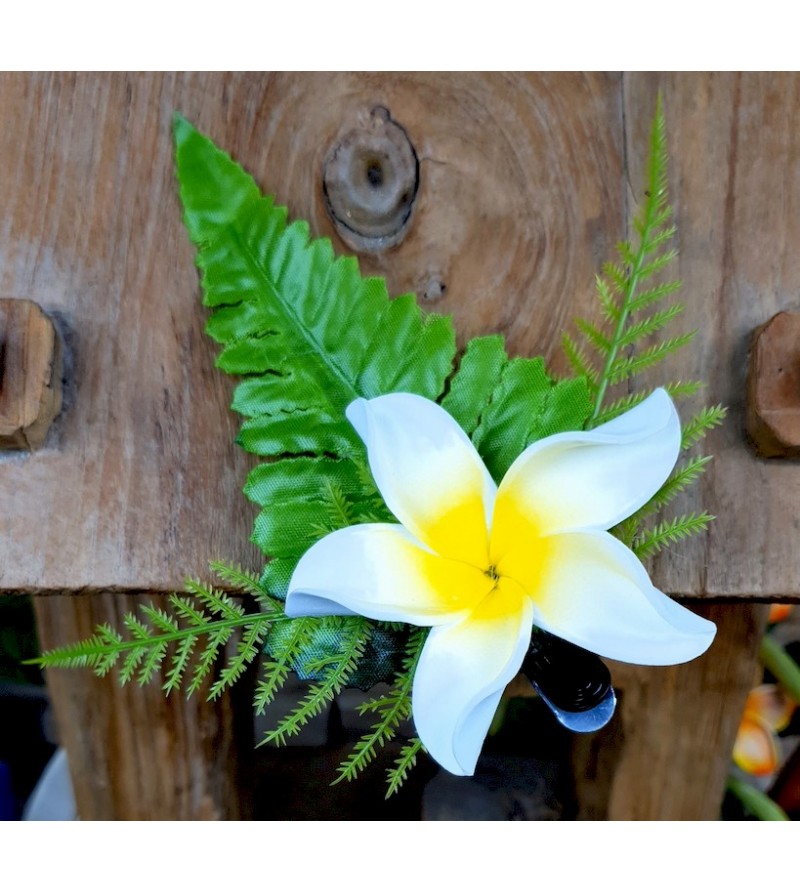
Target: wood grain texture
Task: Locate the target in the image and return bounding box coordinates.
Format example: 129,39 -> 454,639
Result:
571,603 -> 769,820
33,592 -> 253,820
3,72 -> 797,597
0,72 -> 623,591
622,73 -> 800,601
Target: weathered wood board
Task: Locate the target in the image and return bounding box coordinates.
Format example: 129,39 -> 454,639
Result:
2,72 -> 799,600
627,73 -> 800,600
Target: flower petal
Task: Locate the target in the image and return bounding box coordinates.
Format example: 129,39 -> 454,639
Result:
286,523 -> 494,625
346,394 -> 496,566
502,528 -> 716,665
411,577 -> 533,776
733,715 -> 781,776
746,684 -> 795,733
768,604 -> 793,625
491,389 -> 680,553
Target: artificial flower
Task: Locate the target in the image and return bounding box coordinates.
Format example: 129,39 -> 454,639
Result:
286,389 -> 717,776
733,684 -> 795,776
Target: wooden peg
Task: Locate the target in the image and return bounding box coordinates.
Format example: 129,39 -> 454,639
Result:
746,311 -> 800,458
0,298 -> 63,451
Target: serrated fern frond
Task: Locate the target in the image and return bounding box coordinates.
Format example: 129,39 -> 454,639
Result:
560,99 -> 723,561
617,303 -> 685,348
386,737 -> 424,799
209,559 -> 281,610
681,405 -> 727,450
208,620 -> 268,700
334,628 -> 427,787
187,626 -> 235,697
320,479 -> 358,530
625,280 -> 682,315
621,455 -> 713,544
561,332 -> 598,385
163,634 -> 197,695
623,403 -> 727,547
261,617 -> 371,747
253,618 -> 314,714
575,318 -> 610,355
563,96 -> 691,426
633,512 -> 715,560
593,380 -> 702,425
184,579 -> 245,621
644,455 -> 712,515
608,331 -> 697,384
35,583 -> 275,698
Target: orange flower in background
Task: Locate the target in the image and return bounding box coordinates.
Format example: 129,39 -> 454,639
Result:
768,604 -> 794,625
733,685 -> 795,776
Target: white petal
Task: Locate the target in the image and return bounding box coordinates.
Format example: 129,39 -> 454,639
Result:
346,394 -> 496,566
412,578 -> 533,776
523,529 -> 716,665
286,523 -> 494,625
492,388 -> 681,543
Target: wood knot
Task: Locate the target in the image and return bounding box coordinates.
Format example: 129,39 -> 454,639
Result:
746,311 -> 800,458
323,106 -> 419,253
0,298 -> 63,451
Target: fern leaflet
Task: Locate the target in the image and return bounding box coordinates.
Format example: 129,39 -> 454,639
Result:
261,618 -> 371,746
386,738 -> 425,799
633,512 -> 715,560
334,627 -> 427,786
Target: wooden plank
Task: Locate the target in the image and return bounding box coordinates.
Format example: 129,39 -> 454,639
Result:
622,73 -> 800,601
571,603 -> 769,820
0,72 -> 623,591
33,592 -> 253,820
0,73 -> 257,592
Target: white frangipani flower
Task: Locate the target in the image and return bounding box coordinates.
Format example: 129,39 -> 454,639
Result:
285,389 -> 716,776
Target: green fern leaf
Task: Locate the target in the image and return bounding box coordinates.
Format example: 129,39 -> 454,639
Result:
163,634 -> 198,695
334,627 -> 426,785
633,512 -> 715,560
595,275 -> 620,322
187,626 -> 234,697
208,560 -> 280,609
608,331 -> 697,384
254,617 -> 314,714
681,405 -> 727,450
119,646 -> 147,684
617,303 -> 685,348
184,579 -> 244,621
625,280 -> 682,315
561,332 -> 598,386
139,605 -> 179,635
208,620 -> 267,700
631,454 -> 712,523
593,380 -> 702,425
386,738 -> 424,799
138,641 -> 169,686
440,336 -> 506,435
471,357 -> 592,481
575,318 -> 611,354
262,618 -> 370,746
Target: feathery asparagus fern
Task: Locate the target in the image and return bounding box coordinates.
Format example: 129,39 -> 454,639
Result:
563,97 -> 725,559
